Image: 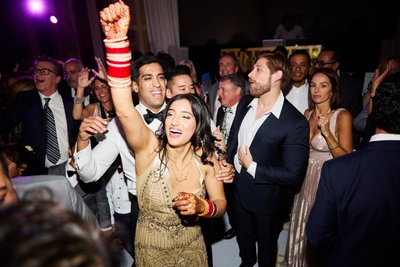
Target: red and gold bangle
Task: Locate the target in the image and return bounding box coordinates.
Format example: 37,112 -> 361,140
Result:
198,198 -> 217,218
104,36 -> 131,87
197,198 -> 209,217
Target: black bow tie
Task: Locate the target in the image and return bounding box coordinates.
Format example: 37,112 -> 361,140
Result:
67,170 -> 78,177
143,109 -> 163,125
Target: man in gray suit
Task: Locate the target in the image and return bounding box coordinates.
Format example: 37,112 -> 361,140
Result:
0,149 -> 97,227
48,153 -> 112,232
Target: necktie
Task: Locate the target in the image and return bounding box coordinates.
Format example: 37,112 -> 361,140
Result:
221,107 -> 233,142
143,109 -> 163,125
67,170 -> 77,177
44,97 -> 60,164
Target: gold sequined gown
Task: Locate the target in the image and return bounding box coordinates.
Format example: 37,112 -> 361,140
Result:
134,155 -> 208,267
285,109 -> 344,267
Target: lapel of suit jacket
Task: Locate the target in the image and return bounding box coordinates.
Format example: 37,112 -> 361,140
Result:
60,93 -> 74,145
216,106 -> 225,127
31,91 -> 47,149
227,96 -> 253,162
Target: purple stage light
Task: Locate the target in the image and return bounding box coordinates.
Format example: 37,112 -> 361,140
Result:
27,0 -> 46,15
50,15 -> 58,24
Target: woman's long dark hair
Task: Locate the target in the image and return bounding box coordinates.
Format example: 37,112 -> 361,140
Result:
157,94 -> 216,174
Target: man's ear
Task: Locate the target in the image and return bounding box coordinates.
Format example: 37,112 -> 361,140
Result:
272,70 -> 283,83
56,75 -> 62,84
132,81 -> 139,93
166,88 -> 172,99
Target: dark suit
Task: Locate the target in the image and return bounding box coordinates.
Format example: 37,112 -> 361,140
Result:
339,71 -> 364,148
0,89 -> 80,170
306,140 -> 400,267
226,95 -> 309,266
48,161 -> 112,230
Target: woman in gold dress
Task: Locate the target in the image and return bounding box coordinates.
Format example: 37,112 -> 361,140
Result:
97,2 -> 228,266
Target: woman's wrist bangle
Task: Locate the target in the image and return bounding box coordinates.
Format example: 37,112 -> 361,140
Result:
198,199 -> 217,218
74,96 -> 84,104
329,144 -> 340,150
197,199 -> 209,217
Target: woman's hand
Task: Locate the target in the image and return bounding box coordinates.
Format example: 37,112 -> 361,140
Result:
77,68 -> 95,90
173,192 -> 204,216
91,56 -> 107,80
317,114 -> 331,137
99,0 -> 130,40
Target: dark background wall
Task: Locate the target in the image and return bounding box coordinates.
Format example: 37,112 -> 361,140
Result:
178,0 -> 398,45
178,0 -> 399,79
0,0 -> 399,79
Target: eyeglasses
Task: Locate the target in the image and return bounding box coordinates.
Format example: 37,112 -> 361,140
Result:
31,68 -> 58,76
314,60 -> 337,67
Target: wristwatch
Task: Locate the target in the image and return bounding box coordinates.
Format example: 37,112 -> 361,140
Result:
74,96 -> 84,104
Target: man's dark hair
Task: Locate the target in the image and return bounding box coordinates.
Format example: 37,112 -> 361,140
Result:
0,200 -> 112,267
156,52 -> 176,72
33,55 -> 63,76
131,55 -> 163,83
372,71 -> 400,134
289,49 -> 311,65
165,65 -> 191,82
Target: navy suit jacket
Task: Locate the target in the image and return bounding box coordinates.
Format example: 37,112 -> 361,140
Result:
0,89 -> 79,168
226,95 -> 309,216
306,140 -> 400,267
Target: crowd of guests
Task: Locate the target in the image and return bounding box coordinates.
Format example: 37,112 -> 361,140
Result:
0,1 -> 399,267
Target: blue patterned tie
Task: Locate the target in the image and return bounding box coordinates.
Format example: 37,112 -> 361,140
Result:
44,98 -> 60,164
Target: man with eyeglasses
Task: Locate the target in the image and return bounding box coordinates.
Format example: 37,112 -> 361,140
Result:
284,49 -> 311,114
61,58 -> 91,106
0,55 -> 80,173
315,47 -> 363,148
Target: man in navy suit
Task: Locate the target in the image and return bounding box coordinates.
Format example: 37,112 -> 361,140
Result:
0,55 -> 80,172
306,72 -> 400,267
226,52 -> 309,267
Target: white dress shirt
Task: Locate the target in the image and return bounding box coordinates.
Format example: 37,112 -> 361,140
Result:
370,134 -> 400,142
234,92 -> 285,177
74,102 -> 166,196
39,91 -> 69,167
106,169 -> 131,223
286,81 -> 309,114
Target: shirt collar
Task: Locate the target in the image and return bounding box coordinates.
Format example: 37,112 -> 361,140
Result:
38,90 -> 61,103
137,101 -> 166,115
247,91 -> 284,119
370,133 -> 400,142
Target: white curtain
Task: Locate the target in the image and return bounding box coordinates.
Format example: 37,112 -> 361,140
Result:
143,0 -> 187,62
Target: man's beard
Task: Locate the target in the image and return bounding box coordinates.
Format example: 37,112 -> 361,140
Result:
250,82 -> 271,98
